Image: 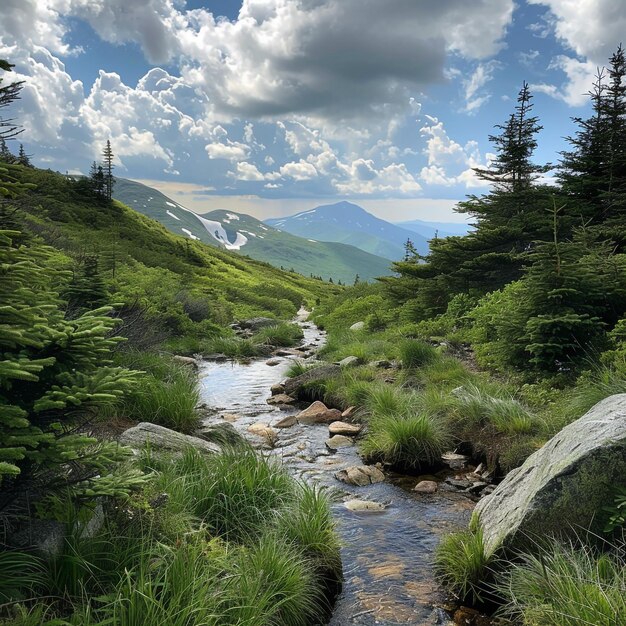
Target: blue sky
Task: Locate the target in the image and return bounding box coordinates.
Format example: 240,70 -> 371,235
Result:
1,1 -> 624,221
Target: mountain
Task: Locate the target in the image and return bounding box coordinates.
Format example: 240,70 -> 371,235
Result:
113,179 -> 391,283
396,218 -> 473,239
265,201 -> 429,260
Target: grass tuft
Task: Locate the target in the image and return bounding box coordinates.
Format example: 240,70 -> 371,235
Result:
399,340 -> 439,369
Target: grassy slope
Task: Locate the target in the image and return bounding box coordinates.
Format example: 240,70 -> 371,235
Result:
113,178 -> 392,283
17,167 -> 335,322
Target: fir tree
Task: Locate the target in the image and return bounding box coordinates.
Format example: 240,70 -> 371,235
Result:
16,143 -> 31,167
64,253 -> 109,315
102,140 -> 115,201
0,137 -> 13,163
0,228 -> 140,506
0,60 -> 24,141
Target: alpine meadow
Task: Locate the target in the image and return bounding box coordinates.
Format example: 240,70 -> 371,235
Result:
2,2 -> 626,626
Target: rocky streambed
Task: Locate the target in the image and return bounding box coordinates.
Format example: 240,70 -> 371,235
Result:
197,312 -> 477,625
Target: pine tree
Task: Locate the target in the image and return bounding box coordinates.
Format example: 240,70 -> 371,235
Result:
0,138 -> 13,163
64,253 -> 109,315
16,143 -> 31,167
0,229 -> 140,506
0,60 -> 24,141
102,140 -> 115,201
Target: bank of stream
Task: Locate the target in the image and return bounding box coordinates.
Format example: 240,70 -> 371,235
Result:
198,312 -> 475,625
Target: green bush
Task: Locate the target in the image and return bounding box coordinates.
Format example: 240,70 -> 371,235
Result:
254,322 -> 303,347
119,365 -> 200,433
499,540 -> 626,626
434,525 -> 493,604
399,339 -> 438,369
361,412 -> 452,470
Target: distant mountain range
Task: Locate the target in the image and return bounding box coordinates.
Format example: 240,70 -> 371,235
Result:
266,201 -> 429,261
395,218 -> 473,239
113,179 -> 392,283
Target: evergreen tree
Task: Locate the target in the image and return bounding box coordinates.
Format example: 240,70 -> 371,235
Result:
559,46 -> 626,246
0,60 -> 24,141
64,253 -> 109,315
102,140 -> 115,201
16,143 -> 31,167
0,138 -> 13,163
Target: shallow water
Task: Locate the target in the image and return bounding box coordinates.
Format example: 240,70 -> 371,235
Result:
198,313 -> 474,625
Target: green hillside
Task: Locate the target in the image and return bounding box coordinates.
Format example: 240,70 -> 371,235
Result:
113,178 -> 392,283
16,167 -> 336,331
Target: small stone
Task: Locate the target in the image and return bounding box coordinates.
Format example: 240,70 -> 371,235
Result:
370,359 -> 392,369
296,401 -> 342,425
274,414 -> 298,428
275,349 -> 299,357
221,413 -> 239,422
341,406 -> 357,419
267,394 -> 296,406
172,355 -> 198,368
325,435 -> 354,449
414,480 -> 438,494
466,481 -> 489,495
248,422 -> 275,437
349,321 -> 365,331
474,462 -> 485,474
335,465 -> 385,486
270,383 -> 285,396
266,359 -> 281,366
329,421 -> 361,435
442,452 -> 469,470
344,499 -> 387,513
338,355 -> 359,367
445,477 -> 472,489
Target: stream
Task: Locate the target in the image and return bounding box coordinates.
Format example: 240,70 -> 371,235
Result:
197,311 -> 474,625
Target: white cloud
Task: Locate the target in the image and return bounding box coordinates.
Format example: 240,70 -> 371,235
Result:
205,141 -> 250,161
531,55 -> 597,107
279,160 -> 318,181
528,0 -> 626,64
462,61 -> 500,113
235,161 -> 265,181
419,117 -> 488,188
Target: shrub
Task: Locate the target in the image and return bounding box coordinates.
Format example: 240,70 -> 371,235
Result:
434,525 -> 493,604
285,360 -> 319,378
499,540 -> 626,626
162,447 -> 296,543
254,322 -> 304,347
399,339 -> 438,369
361,412 -> 452,470
119,365 -> 200,433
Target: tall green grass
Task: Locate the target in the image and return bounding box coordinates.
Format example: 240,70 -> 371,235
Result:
434,525 -> 493,604
120,365 -> 200,433
253,322 -> 303,347
499,540 -> 626,625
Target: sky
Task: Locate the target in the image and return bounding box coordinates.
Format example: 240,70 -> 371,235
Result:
1,0 -> 625,222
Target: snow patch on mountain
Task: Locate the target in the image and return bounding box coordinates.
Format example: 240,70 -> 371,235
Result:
181,228 -> 199,240
166,210 -> 180,221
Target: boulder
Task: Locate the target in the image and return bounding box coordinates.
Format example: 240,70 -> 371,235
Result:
335,465 -> 385,486
283,364 -> 341,398
329,421 -> 362,436
349,321 -> 365,331
172,355 -> 198,368
296,401 -> 342,425
475,394 -> 626,557
341,406 -> 357,419
274,414 -> 298,428
239,317 -> 277,330
325,435 -> 354,449
266,358 -> 281,366
247,422 -> 277,439
196,423 -> 243,446
267,394 -> 296,406
119,422 -> 221,455
338,355 -> 360,367
414,480 -> 438,494
344,499 -> 387,513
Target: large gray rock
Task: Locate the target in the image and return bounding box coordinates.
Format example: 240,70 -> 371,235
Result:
283,364 -> 341,398
349,321 -> 365,331
475,394 -> 626,557
338,356 -> 360,367
120,422 -> 221,455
